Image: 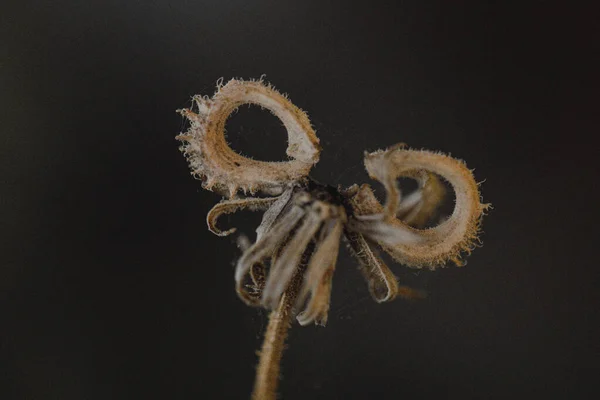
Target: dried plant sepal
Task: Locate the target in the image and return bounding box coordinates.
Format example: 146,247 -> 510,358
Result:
207,196 -> 278,236
235,235 -> 267,305
396,171 -> 446,228
345,230 -> 400,303
347,184 -> 421,245
177,79 -> 321,198
297,216 -> 344,326
235,277 -> 263,306
255,187 -> 295,241
345,184 -> 417,302
262,202 -> 328,309
296,267 -> 334,327
234,204 -> 306,305
361,146 -> 489,268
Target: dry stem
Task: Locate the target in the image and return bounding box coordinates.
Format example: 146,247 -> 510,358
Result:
251,273 -> 302,400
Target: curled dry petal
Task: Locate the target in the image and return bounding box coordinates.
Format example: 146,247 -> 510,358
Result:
235,203 -> 306,305
296,216 -> 343,326
395,172 -> 446,228
262,202 -> 329,310
354,146 -> 489,268
207,196 -> 279,236
177,79 -> 321,198
255,187 -> 295,241
235,235 -> 267,304
344,229 -> 399,303
344,184 -> 425,301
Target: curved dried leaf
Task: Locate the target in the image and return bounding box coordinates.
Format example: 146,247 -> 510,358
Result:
297,215 -> 344,326
256,187 -> 295,241
234,235 -> 267,304
177,79 -> 321,198
207,196 -> 279,236
262,202 -> 329,310
351,146 -> 489,269
235,204 -> 306,306
344,229 -> 399,303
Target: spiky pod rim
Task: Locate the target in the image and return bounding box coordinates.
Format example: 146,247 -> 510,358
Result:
177,78 -> 321,198
358,146 -> 490,269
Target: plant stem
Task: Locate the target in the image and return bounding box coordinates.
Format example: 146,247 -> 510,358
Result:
251,278 -> 301,400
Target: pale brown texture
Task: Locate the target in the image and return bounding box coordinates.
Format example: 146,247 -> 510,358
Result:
176,78 -> 489,399
177,78 -> 321,198
355,148 -> 490,268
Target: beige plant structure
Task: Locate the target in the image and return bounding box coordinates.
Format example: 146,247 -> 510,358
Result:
177,78 -> 489,399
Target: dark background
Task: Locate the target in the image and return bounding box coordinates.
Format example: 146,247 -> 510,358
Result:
1,1 -> 597,399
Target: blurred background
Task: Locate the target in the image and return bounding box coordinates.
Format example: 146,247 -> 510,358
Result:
1,1 -> 597,399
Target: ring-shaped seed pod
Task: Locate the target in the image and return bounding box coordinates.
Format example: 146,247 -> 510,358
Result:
177,79 -> 321,198
352,146 -> 489,268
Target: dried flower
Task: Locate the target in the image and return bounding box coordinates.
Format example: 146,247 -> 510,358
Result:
176,78 -> 489,399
